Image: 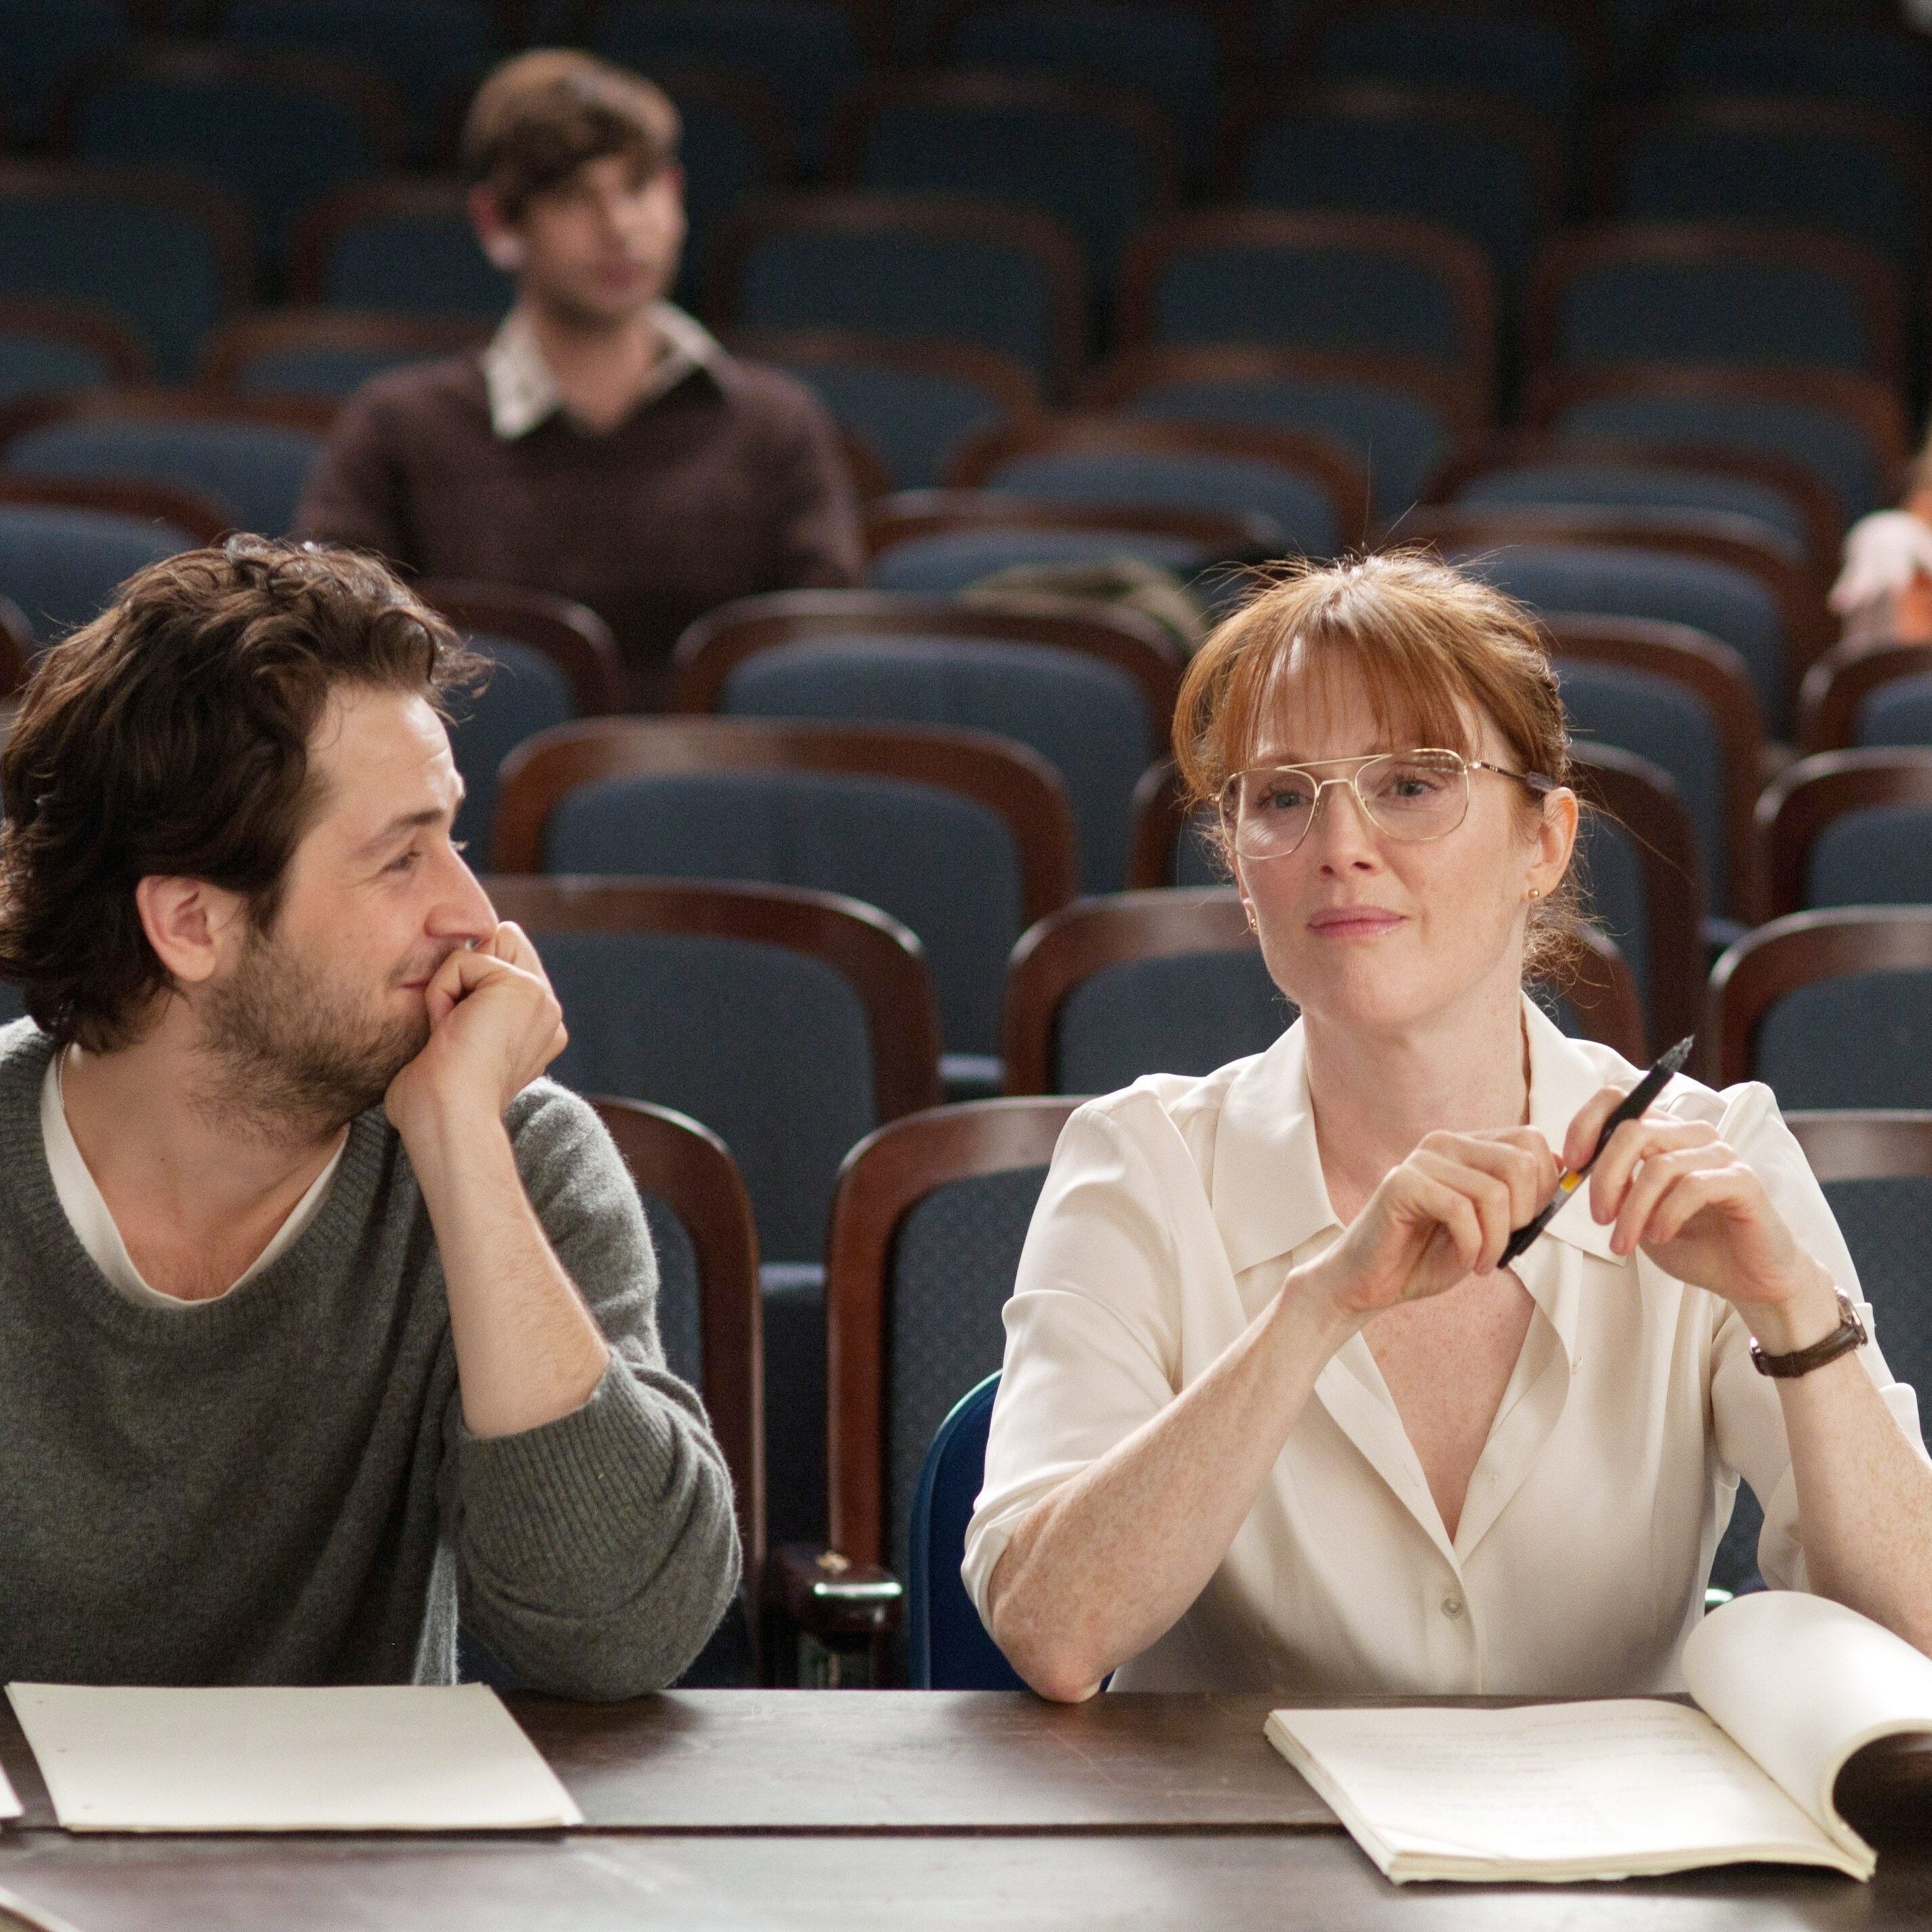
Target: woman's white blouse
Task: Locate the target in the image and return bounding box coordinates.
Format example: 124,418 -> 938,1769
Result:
963,1003 -> 1927,1697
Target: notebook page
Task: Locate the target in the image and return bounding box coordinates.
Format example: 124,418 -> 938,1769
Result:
1686,1590 -> 1932,1851
1269,1701 -> 1836,1870
5,1682 -> 583,1834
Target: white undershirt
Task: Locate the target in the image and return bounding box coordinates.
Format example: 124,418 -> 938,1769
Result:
41,1051 -> 346,1310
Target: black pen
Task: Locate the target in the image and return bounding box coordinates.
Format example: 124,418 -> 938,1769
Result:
1499,1037 -> 1697,1267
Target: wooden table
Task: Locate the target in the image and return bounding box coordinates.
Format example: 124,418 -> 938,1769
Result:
4,1693 -> 1931,1930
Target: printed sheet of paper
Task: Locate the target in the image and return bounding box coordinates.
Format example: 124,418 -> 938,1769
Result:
1269,1700 -> 1843,1877
5,1682 -> 583,1834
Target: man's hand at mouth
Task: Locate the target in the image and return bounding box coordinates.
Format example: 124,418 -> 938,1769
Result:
384,922 -> 568,1142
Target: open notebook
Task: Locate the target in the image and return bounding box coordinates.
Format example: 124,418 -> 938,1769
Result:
1267,1592 -> 1932,1883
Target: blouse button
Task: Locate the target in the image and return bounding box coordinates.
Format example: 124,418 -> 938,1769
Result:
1441,1595 -> 1465,1619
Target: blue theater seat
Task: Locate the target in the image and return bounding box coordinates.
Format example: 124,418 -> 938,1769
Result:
909,1374 -> 1025,1689
587,0 -> 869,169
0,166 -> 248,382
0,503 -> 193,647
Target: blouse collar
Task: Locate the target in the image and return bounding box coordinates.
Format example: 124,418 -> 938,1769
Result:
482,301 -> 721,440
1210,997 -> 1632,1279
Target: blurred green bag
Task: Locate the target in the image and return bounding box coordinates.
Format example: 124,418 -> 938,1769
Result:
961,557 -> 1212,655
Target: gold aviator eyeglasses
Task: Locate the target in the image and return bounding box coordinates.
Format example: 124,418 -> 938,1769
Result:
1220,749 -> 1556,860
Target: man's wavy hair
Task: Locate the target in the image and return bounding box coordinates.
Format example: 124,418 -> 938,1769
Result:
461,48 -> 680,221
0,538 -> 482,1051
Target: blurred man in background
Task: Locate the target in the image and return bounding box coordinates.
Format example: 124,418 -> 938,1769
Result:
298,49 -> 862,708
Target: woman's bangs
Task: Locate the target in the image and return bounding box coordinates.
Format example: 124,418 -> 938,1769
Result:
1226,624 -> 1477,774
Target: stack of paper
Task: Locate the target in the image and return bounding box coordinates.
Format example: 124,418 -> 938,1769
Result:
4,1683 -> 581,1834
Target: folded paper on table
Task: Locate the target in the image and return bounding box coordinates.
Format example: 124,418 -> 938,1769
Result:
1266,1592 -> 1932,1884
0,1884 -> 93,1932
4,1682 -> 583,1834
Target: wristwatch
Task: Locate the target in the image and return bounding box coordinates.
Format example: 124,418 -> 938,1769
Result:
1749,1289 -> 1868,1378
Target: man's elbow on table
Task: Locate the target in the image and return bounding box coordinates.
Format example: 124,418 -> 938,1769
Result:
475,1426 -> 744,1701
499,1517 -> 743,1702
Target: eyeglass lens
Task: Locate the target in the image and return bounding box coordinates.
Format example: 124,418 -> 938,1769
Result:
1227,751 -> 1471,857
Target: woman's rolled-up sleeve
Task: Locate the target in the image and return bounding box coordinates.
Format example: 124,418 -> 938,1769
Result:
1701,1079 -> 1929,1591
962,1098 -> 1189,1620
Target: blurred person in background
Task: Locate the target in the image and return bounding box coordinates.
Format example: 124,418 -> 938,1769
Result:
1830,427 -> 1932,642
298,50 -> 862,708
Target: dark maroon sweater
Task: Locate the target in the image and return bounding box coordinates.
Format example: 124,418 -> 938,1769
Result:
296,351 -> 864,708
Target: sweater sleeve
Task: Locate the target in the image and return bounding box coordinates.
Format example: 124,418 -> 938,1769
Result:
294,381 -> 421,569
440,1082 -> 741,1699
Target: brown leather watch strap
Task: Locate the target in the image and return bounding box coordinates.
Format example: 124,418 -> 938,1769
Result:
1749,1290 -> 1868,1378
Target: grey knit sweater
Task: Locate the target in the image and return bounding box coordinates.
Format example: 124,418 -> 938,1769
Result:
0,1020 -> 739,1697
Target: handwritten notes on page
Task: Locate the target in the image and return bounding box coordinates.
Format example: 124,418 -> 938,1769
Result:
5,1682 -> 583,1834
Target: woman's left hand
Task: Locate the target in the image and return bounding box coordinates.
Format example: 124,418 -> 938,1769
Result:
1564,1089 -> 1838,1343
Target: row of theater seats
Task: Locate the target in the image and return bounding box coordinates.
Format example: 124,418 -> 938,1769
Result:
0,382 -> 1912,919
7,32 -> 1930,276
4,3 -> 1925,175
0,117 -> 1925,393
0,412 -> 1895,904
0,278 -> 1907,523
0,317 -> 1895,507
474,586 -> 1932,1117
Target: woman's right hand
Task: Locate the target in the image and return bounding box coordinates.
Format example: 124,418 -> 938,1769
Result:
1301,1127 -> 1560,1328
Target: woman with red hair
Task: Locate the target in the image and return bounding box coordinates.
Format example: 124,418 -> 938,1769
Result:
966,552 -> 1932,1703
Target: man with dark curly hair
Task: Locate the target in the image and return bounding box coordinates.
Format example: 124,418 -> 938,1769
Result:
0,537 -> 739,1693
